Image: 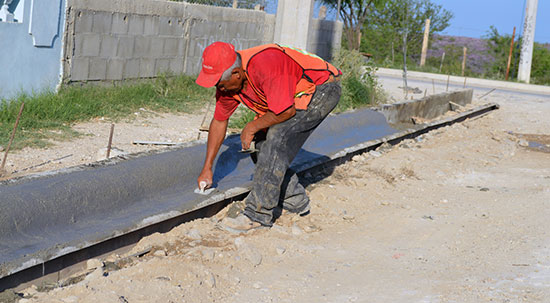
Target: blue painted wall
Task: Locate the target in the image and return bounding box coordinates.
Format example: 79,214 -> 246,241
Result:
0,0 -> 66,100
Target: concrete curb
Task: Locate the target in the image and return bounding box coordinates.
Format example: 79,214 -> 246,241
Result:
0,90 -> 476,289
375,68 -> 550,96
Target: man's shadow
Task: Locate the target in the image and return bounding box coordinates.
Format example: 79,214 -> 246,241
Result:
211,134 -> 251,187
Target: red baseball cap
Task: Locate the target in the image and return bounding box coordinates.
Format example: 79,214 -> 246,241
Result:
196,42 -> 237,87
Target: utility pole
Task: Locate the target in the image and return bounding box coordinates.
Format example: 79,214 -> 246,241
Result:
461,47 -> 467,76
518,0 -> 538,83
336,0 -> 341,22
419,19 -> 430,67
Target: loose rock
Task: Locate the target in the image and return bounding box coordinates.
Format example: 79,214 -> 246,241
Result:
154,249 -> 167,257
62,296 -> 79,303
187,229 -> 202,240
291,224 -> 303,236
369,150 -> 382,158
86,258 -> 104,270
518,139 -> 529,147
204,272 -> 216,288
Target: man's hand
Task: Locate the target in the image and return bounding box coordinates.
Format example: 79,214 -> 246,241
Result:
197,168 -> 213,189
240,105 -> 296,150
241,122 -> 256,150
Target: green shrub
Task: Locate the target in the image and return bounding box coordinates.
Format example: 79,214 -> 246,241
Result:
332,48 -> 385,112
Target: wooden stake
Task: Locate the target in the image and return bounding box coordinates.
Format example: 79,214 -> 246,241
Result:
232,0 -> 238,9
446,74 -> 450,92
432,79 -> 435,94
505,26 -> 516,81
424,88 -> 427,97
1,102 -> 25,174
463,77 -> 467,88
420,18 -> 430,67
461,47 -> 467,77
439,52 -> 445,73
106,123 -> 115,159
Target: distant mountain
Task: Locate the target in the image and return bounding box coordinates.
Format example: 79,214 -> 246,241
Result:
427,35 -> 493,74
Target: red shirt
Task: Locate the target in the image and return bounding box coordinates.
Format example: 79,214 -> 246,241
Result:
213,48 -> 331,121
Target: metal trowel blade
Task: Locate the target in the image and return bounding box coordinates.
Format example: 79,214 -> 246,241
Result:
194,187 -> 215,195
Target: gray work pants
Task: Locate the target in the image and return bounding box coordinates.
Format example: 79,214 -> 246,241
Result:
243,82 -> 341,226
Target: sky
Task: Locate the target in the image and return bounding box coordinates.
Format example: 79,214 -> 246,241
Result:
430,0 -> 550,43
264,0 -> 550,44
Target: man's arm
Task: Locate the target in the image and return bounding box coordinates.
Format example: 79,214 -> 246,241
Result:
197,118 -> 228,187
240,104 -> 296,150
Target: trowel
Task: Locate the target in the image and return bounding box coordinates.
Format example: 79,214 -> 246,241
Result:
194,180 -> 215,195
238,141 -> 259,154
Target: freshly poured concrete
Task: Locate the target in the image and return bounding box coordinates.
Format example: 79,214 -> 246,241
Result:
0,89 -> 477,282
0,107 -> 396,278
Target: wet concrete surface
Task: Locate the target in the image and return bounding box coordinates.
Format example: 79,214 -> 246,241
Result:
0,107 -> 396,279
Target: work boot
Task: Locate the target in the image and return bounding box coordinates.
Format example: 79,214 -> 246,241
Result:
219,214 -> 265,233
284,203 -> 310,217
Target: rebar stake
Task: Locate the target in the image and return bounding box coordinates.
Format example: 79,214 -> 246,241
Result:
106,123 -> 115,159
1,102 -> 25,175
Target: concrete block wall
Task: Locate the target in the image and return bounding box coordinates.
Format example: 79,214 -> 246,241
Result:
62,0 -> 342,83
182,4 -> 273,75
64,0 -> 186,81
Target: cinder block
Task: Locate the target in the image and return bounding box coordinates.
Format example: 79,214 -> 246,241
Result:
163,38 -> 178,57
74,10 -> 93,33
172,18 -> 184,36
159,16 -> 183,37
73,35 -> 84,57
88,58 -> 107,80
144,16 -> 159,36
237,22 -> 247,35
225,22 -> 238,36
155,58 -> 170,74
128,15 -> 145,35
117,36 -> 135,58
71,58 -> 89,81
140,58 -> 156,78
159,16 -> 174,36
81,33 -> 101,57
106,59 -> 124,80
169,58 -> 184,75
92,12 -> 112,34
112,13 -> 129,35
245,23 -> 256,37
134,36 -> 151,58
205,22 -> 218,36
124,59 -> 140,79
149,37 -> 164,57
177,38 -> 185,56
100,34 -> 118,58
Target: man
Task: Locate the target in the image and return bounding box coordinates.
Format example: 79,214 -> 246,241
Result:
195,41 -> 341,232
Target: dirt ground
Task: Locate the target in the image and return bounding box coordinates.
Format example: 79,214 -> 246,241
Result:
7,77 -> 550,302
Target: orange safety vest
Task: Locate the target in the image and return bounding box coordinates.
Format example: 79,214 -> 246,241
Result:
234,44 -> 340,116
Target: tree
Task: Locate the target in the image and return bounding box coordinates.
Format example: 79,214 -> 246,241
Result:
321,0 -> 387,51
486,26 -> 550,85
361,0 -> 452,64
